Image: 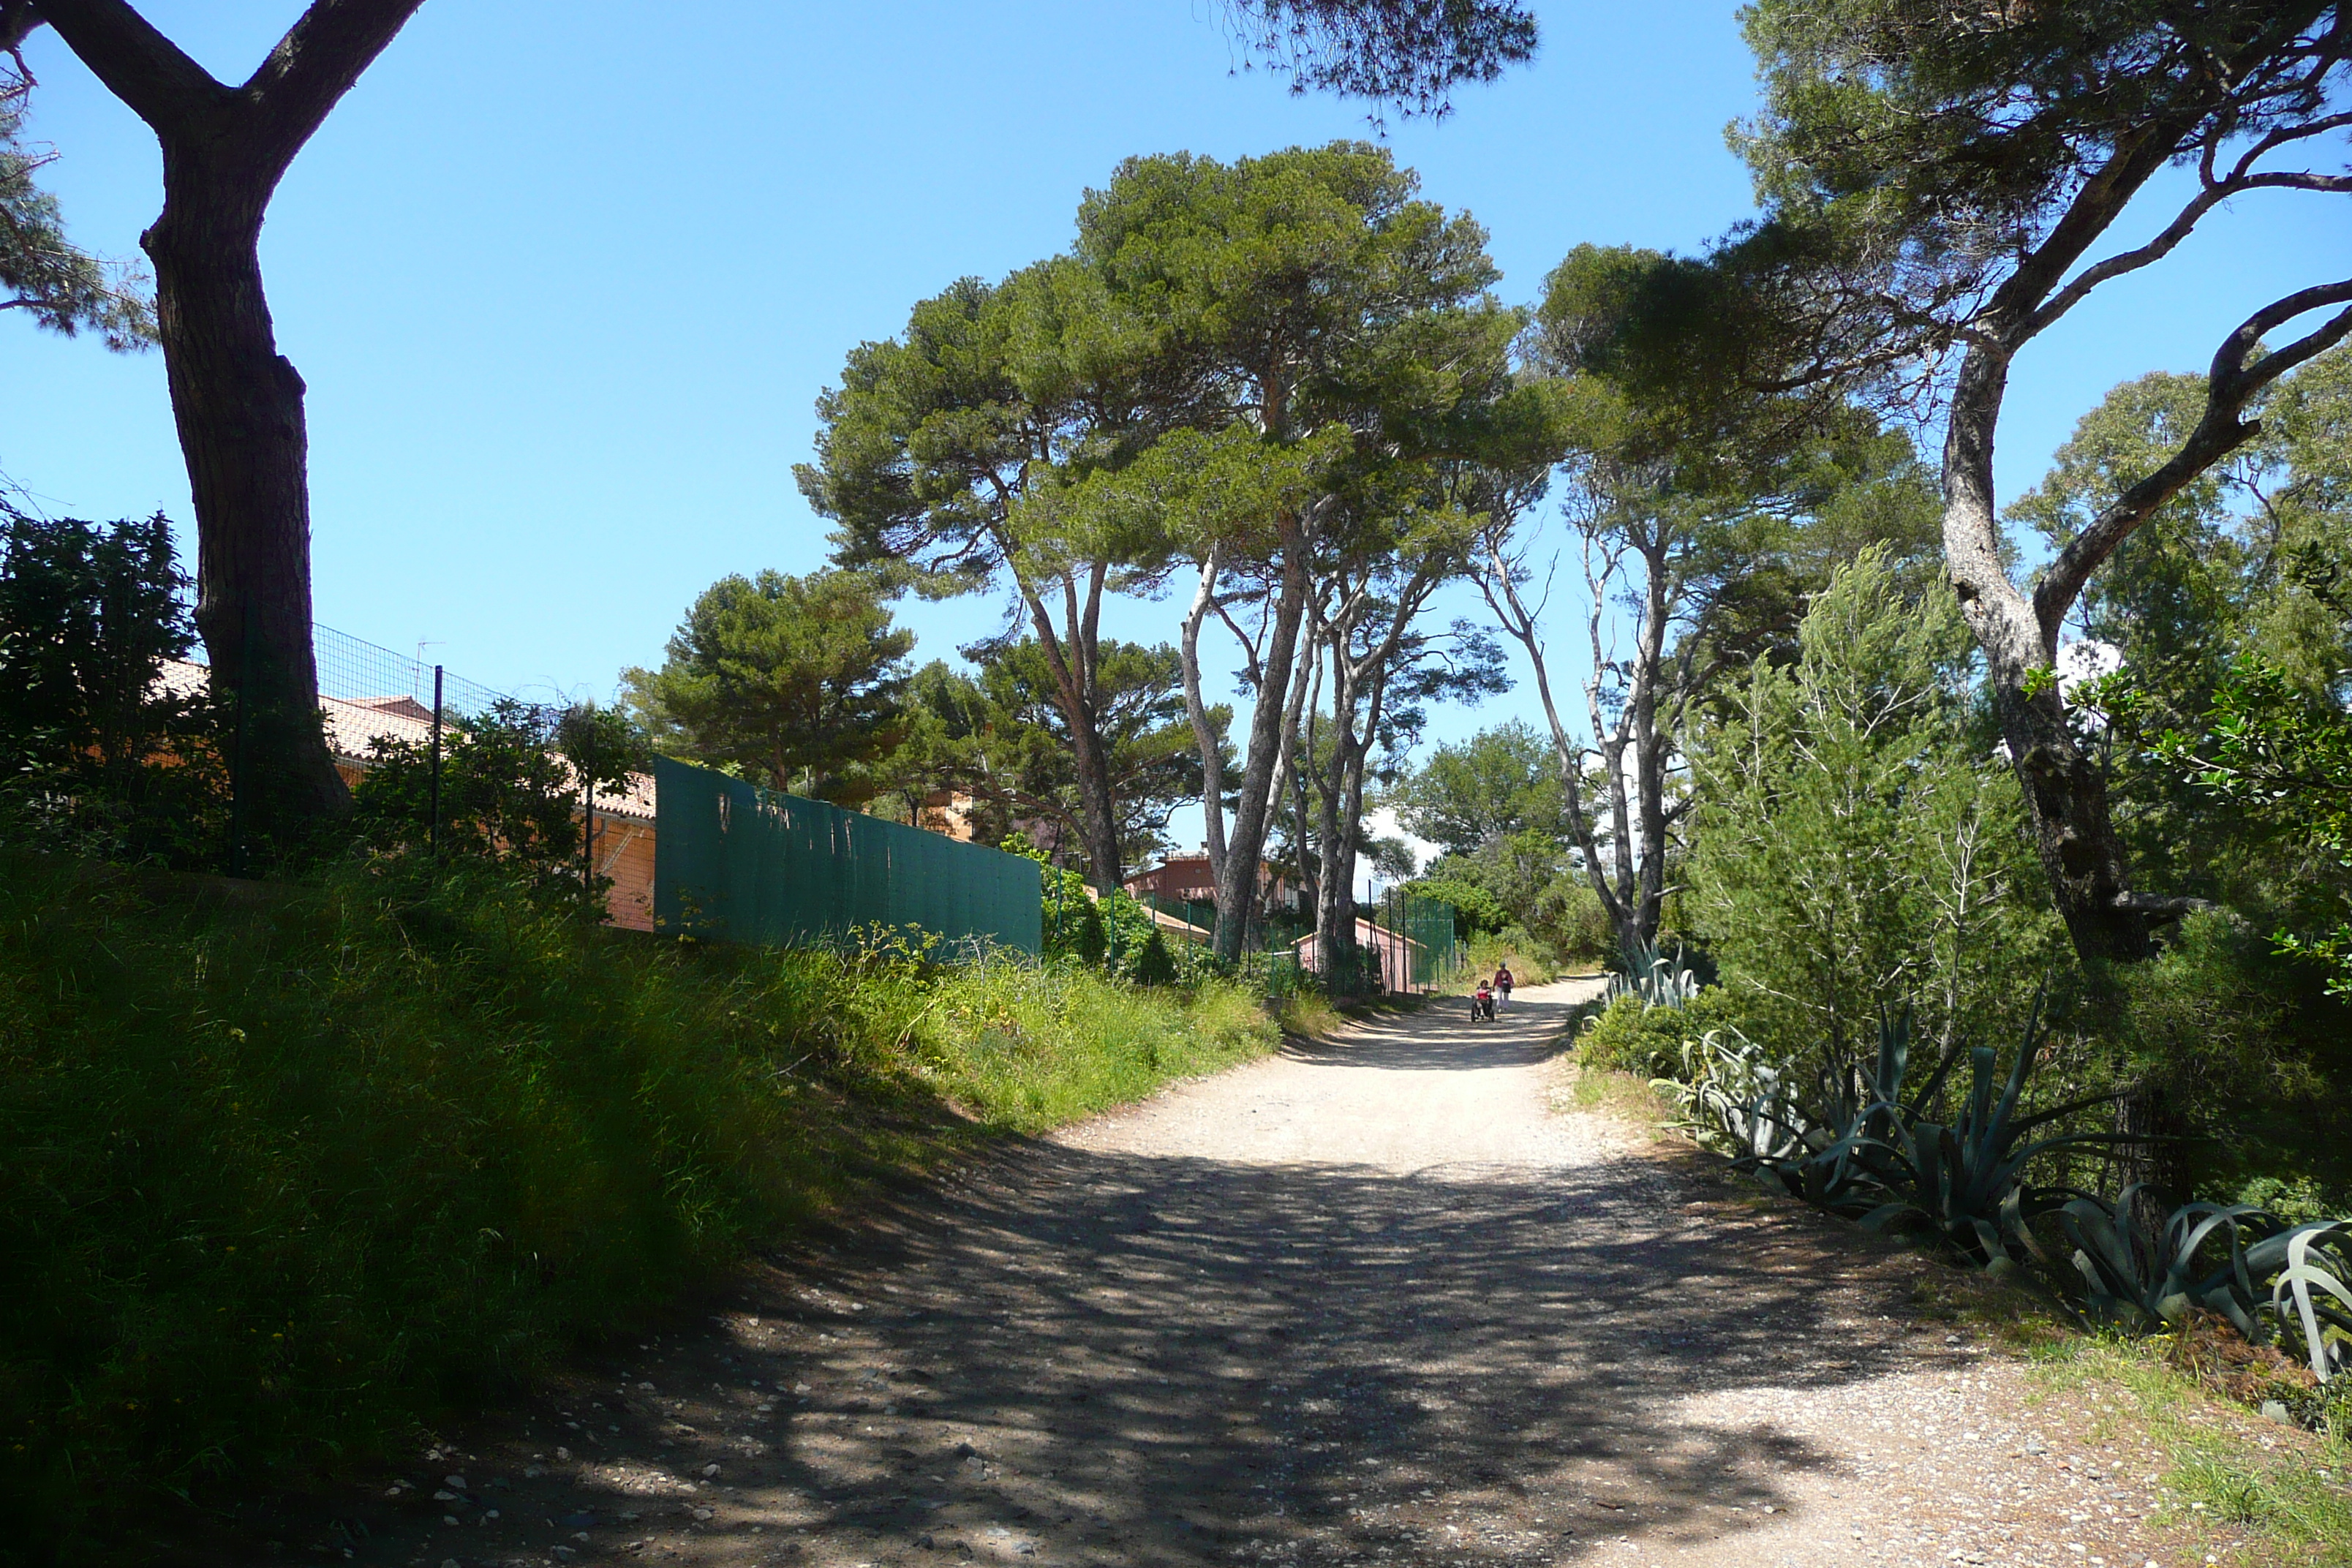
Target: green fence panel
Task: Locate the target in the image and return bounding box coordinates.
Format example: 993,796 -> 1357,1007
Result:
1400,897 -> 1457,990
652,756 -> 1043,954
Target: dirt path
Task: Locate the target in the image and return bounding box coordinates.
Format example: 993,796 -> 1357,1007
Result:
311,980 -> 2203,1568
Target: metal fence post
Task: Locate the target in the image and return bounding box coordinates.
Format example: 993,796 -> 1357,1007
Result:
428,663 -> 443,857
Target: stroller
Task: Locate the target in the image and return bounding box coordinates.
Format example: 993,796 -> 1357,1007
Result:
1468,981 -> 1496,1022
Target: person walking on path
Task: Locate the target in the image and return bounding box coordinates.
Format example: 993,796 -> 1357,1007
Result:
1493,962 -> 1515,1011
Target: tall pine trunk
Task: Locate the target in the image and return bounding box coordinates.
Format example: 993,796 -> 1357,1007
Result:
1942,347 -> 2152,962
1180,549 -> 1231,896
1064,713 -> 1126,897
147,157 -> 347,840
35,0 -> 431,850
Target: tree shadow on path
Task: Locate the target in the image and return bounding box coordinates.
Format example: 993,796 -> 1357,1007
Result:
595,988 -> 1948,1567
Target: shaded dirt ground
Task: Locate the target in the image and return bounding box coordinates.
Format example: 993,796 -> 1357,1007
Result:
247,980 -> 2241,1568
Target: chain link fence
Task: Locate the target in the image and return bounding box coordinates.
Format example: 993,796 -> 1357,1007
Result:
310,624 -> 511,732
189,622 -> 660,928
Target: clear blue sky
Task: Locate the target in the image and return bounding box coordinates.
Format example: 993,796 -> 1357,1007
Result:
4,1 -> 2344,815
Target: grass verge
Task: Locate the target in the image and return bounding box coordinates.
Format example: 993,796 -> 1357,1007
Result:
1559,1061 -> 1679,1123
1456,933 -> 1560,989
0,852 -> 1277,1564
2021,1336 -> 2352,1568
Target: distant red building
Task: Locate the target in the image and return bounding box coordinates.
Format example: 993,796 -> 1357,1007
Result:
1123,854 -> 1305,915
1294,917 -> 1428,995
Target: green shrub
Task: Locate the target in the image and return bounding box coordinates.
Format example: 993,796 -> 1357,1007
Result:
1131,927 -> 1179,987
1409,870 -> 1509,935
1684,547 -> 2063,1071
0,850 -> 1275,1559
1578,988 -> 1746,1079
1073,897 -> 1108,966
0,510 -> 227,870
1540,881 -> 1614,968
2103,911 -> 2352,1209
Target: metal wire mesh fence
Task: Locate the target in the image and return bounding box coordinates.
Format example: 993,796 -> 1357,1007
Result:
1389,892 -> 1460,991
310,624 -> 510,730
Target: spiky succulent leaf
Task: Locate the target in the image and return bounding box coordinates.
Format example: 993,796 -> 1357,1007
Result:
2269,1222 -> 2352,1383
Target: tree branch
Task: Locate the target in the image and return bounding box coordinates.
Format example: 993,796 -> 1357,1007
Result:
2035,277 -> 2352,638
2109,892 -> 2223,919
240,0 -> 427,181
27,0 -> 226,137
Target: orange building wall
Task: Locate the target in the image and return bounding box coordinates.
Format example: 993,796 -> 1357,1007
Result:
594,812 -> 657,932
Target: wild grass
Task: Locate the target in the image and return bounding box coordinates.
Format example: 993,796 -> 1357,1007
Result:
1458,932 -> 1559,989
1560,1061 -> 1679,1123
905,957 -> 1276,1131
1275,990 -> 1348,1041
2022,1336 -> 2352,1568
0,852 -> 1275,1562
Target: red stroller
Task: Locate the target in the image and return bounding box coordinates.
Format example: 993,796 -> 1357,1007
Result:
1469,981 -> 1496,1022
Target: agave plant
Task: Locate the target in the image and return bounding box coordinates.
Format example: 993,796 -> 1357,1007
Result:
1844,1003 -> 2152,1270
1661,984 -> 2352,1381
2043,1195 -> 2352,1384
1734,1006 -> 1942,1216
1660,1025 -> 1806,1162
2270,1220 -> 2352,1383
1604,933 -> 1703,1011
2048,1186 -> 2285,1336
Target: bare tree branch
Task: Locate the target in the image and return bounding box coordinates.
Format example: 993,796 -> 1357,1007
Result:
2035,277 -> 2352,638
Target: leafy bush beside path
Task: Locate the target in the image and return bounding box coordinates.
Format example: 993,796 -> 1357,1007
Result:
0,853 -> 1275,1560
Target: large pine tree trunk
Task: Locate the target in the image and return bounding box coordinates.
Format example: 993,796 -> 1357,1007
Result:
1020,569 -> 1127,895
146,157 -> 349,843
33,0 -> 431,852
1066,718 -> 1126,897
1996,677 -> 2149,962
1311,712 -> 1357,988
1180,549 -> 1230,895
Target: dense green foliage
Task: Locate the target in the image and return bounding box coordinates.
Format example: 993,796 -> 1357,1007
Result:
2146,666 -> 2352,995
0,510 -> 225,867
1576,989 -> 1746,1082
2022,355 -> 2352,928
0,853 -> 1274,1556
1398,723 -> 1613,965
1685,548 -> 2062,1066
1654,540 -> 2352,1206
347,698 -> 619,897
893,640 -> 1214,867
623,569 -> 911,807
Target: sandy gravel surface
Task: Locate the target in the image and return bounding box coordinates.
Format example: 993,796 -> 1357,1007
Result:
253,980 -> 2226,1568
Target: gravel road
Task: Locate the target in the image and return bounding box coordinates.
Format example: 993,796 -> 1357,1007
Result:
298,979 -> 2219,1568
